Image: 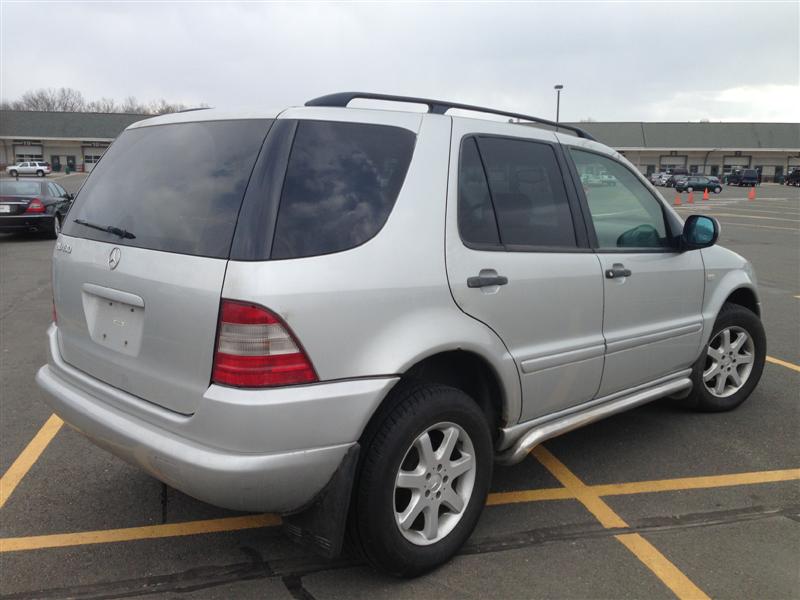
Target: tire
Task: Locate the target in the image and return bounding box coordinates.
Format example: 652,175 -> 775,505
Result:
45,214 -> 61,239
8,170 -> 17,177
687,187 -> 694,193
352,383 -> 492,577
714,186 -> 722,193
36,170 -> 44,177
682,303 -> 766,412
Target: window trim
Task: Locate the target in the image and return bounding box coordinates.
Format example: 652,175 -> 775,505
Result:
564,145 -> 683,254
456,133 -> 591,254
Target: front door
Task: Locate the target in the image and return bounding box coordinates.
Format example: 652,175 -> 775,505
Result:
66,156 -> 76,172
446,121 -> 605,422
567,147 -> 705,397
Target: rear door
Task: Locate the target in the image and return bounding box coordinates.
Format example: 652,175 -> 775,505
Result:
446,120 -> 605,422
565,145 -> 705,397
55,118 -> 274,414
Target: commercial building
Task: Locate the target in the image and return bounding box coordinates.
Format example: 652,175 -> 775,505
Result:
567,121 -> 800,182
1,110 -> 798,181
0,111 -> 142,173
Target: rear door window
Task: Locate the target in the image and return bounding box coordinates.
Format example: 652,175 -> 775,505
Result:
459,136 -> 577,249
62,119 -> 273,258
270,120 -> 415,259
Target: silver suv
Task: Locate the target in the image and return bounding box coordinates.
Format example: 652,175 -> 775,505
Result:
37,93 -> 766,576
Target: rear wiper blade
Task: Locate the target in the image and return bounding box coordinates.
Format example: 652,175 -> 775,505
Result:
73,219 -> 136,240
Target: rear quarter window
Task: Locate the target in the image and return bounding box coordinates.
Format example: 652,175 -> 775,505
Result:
270,120 -> 416,260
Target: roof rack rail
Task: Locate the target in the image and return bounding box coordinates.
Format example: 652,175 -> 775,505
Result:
176,106 -> 212,113
305,92 -> 596,141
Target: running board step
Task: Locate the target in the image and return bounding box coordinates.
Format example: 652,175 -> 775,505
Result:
495,377 -> 692,466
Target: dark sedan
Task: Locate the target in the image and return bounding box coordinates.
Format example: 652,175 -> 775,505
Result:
675,176 -> 723,193
0,179 -> 73,238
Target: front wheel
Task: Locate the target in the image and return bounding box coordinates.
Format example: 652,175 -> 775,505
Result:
352,383 -> 492,577
687,187 -> 694,192
8,170 -> 17,177
684,303 -> 766,412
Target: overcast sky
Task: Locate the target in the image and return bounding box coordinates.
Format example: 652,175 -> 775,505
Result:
2,1 -> 798,122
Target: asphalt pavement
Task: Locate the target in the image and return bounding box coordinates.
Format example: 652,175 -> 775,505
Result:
1,177 -> 798,599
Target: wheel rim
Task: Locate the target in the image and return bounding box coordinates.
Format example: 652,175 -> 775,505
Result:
393,421 -> 476,546
703,326 -> 755,398
54,216 -> 61,236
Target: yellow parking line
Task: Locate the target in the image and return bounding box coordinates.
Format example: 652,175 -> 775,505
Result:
591,468 -> 800,497
533,446 -> 710,600
0,513 -> 280,553
766,356 -> 800,373
0,414 -> 63,509
486,486 -> 573,505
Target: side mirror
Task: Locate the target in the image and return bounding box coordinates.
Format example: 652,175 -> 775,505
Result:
681,215 -> 719,251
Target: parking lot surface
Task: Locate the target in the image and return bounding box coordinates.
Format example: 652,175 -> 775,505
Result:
1,177 -> 798,599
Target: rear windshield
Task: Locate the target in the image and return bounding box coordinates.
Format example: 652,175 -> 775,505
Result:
0,181 -> 42,195
62,119 -> 272,258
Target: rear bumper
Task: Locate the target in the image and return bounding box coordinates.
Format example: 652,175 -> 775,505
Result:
0,214 -> 54,233
36,325 -> 397,512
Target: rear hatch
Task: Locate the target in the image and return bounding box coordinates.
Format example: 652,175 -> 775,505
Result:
55,118 -> 273,414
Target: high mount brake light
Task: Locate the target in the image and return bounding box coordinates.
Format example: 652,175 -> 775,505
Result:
212,300 -> 318,388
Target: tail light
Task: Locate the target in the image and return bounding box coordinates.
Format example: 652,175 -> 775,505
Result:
25,199 -> 45,214
212,300 -> 318,388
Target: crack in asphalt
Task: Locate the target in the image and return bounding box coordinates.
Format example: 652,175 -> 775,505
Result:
3,503 -> 797,600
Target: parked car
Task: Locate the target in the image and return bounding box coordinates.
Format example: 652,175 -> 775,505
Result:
6,161 -> 52,177
675,176 -> 723,193
0,179 -> 73,237
726,168 -> 759,186
667,174 -> 689,188
783,169 -> 800,186
36,93 -> 766,577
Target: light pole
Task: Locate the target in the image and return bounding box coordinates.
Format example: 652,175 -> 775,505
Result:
554,84 -> 564,124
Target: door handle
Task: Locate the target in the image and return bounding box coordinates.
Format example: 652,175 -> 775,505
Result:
467,274 -> 509,288
605,263 -> 632,279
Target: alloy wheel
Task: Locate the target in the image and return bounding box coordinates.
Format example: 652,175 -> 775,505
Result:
393,422 -> 476,546
703,326 -> 755,398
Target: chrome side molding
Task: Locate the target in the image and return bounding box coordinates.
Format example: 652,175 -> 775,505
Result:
495,377 -> 693,466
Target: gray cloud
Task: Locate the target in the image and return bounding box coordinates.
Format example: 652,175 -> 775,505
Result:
2,2 -> 797,121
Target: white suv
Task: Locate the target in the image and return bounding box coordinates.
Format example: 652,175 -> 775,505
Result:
7,161 -> 51,177
37,93 -> 766,576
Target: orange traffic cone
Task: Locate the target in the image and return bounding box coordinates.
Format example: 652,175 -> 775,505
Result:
687,191 -> 694,204
674,193 -> 681,206
702,188 -> 709,201
748,187 -> 756,201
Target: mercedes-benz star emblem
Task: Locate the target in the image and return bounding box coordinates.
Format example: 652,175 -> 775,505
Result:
109,247 -> 121,270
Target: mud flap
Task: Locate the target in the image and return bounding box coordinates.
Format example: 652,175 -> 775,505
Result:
283,443 -> 360,559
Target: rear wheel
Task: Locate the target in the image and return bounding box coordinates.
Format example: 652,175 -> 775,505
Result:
36,170 -> 44,177
45,214 -> 61,239
714,186 -> 722,193
687,186 -> 694,192
352,383 -> 492,577
683,303 -> 766,412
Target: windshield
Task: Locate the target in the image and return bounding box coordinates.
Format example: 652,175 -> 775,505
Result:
62,119 -> 272,258
0,181 -> 42,195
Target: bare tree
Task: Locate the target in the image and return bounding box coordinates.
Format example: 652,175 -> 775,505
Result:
2,87 -> 204,115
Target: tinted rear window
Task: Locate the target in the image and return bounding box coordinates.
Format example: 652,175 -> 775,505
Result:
470,136 -> 576,248
270,120 -> 415,260
62,120 -> 272,258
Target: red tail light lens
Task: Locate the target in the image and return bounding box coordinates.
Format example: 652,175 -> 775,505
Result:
25,198 -> 45,214
212,300 -> 318,388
